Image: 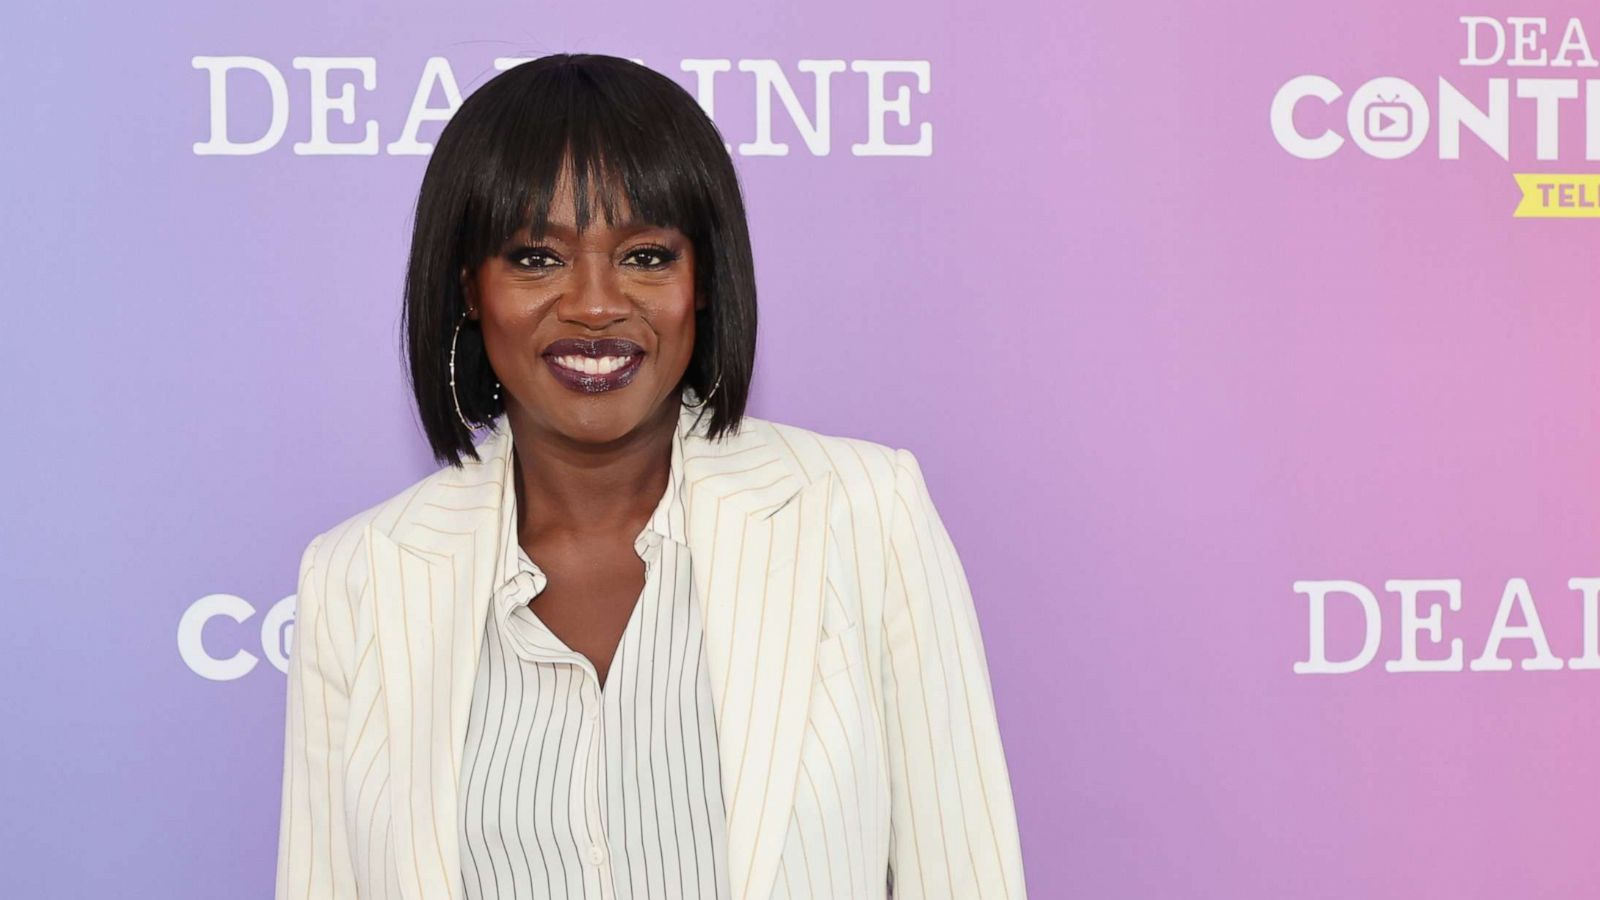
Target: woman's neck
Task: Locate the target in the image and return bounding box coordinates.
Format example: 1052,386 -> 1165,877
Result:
508,400 -> 677,544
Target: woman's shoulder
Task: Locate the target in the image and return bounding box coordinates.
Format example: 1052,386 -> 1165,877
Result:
297,443 -> 500,608
742,412 -> 905,504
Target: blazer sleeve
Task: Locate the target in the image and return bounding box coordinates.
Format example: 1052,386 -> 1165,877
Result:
275,534 -> 359,899
882,447 -> 1028,899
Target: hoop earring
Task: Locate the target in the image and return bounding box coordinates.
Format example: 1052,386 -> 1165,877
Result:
687,368 -> 723,408
451,307 -> 500,431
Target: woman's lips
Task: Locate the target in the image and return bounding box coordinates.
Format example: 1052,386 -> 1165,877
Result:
540,337 -> 645,394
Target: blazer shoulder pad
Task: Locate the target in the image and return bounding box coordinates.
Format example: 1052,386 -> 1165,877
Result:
761,416 -> 901,510
300,461 -> 460,615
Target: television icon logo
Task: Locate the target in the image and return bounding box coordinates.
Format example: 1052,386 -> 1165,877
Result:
1364,96 -> 1412,142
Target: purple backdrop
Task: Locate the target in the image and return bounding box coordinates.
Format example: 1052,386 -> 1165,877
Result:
6,1 -> 1600,897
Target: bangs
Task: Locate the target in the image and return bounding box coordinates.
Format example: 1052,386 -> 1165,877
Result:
458,64 -> 714,266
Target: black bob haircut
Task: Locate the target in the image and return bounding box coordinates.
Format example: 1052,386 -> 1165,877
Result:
401,53 -> 758,467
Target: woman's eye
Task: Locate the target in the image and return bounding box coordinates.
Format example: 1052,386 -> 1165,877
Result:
627,246 -> 680,269
510,247 -> 559,270
506,245 -> 678,271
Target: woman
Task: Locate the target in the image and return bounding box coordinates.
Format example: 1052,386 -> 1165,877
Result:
275,53 -> 1026,900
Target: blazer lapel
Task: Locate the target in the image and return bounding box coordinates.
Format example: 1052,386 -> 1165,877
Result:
682,433 -> 835,900
368,398 -> 834,900
366,439 -> 506,900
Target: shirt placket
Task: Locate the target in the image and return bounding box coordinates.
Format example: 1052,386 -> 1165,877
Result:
601,532 -> 663,900
582,538 -> 659,900
577,667 -> 613,900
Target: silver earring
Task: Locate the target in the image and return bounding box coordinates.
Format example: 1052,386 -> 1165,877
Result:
451,307 -> 500,431
688,368 -> 723,408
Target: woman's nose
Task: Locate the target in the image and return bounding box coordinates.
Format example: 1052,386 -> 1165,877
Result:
558,255 -> 632,326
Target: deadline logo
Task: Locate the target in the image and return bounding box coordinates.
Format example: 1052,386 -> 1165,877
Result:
1270,15 -> 1600,216
1293,578 -> 1600,674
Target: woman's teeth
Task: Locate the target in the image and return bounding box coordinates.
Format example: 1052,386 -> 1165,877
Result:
551,354 -> 635,374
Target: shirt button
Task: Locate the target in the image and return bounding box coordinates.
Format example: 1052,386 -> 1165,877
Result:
587,843 -> 606,865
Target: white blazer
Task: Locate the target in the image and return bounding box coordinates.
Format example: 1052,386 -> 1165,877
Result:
275,400 -> 1028,900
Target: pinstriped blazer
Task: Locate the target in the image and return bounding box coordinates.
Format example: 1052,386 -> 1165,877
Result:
275,398 -> 1028,900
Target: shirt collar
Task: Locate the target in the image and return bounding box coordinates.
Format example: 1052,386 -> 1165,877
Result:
489,403 -> 692,619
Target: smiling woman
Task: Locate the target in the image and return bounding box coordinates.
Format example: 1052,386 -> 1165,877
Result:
274,53 -> 1027,900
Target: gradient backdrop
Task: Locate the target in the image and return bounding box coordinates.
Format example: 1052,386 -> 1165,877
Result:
5,1 -> 1599,897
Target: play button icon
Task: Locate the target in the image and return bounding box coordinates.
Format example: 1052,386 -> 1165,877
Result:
1366,101 -> 1412,141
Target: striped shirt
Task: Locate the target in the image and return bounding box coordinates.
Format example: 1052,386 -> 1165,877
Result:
457,422 -> 732,900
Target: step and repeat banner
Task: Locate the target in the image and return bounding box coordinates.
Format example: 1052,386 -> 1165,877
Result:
5,1 -> 1599,897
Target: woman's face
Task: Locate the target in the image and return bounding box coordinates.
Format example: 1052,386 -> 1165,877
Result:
464,168 -> 701,444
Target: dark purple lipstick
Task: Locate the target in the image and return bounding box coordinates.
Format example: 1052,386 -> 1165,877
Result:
540,337 -> 646,394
